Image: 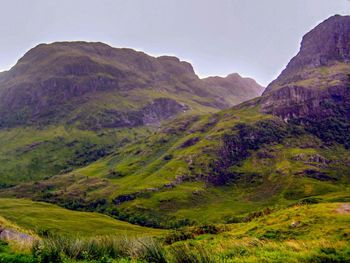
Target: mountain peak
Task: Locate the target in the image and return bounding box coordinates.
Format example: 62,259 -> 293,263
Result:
292,14 -> 350,67
260,15 -> 350,122
264,15 -> 350,95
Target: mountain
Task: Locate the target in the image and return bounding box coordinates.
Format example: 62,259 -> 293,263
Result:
0,42 -> 263,185
0,14 -> 349,263
0,42 -> 262,129
202,73 -> 263,105
1,15 -> 349,230
261,15 -> 350,122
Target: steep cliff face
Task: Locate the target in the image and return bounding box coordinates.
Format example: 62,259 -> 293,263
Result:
0,42 -> 261,129
261,15 -> 350,121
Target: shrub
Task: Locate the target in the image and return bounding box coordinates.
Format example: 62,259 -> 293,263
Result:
31,235 -> 170,262
131,237 -> 167,263
169,244 -> 215,263
163,230 -> 195,245
243,207 -> 272,222
32,235 -> 130,262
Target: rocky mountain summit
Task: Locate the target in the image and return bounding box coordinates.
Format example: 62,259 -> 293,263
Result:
0,42 -> 262,129
262,15 -> 350,121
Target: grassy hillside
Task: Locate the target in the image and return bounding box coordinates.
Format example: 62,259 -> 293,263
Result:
3,102 -> 349,228
0,198 -> 164,237
165,202 -> 350,262
0,125 -> 152,185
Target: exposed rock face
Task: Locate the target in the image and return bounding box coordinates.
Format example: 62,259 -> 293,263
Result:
264,15 -> 350,94
79,98 -> 188,129
0,42 -> 261,129
261,85 -> 350,121
142,98 -> 188,126
293,153 -> 329,163
261,15 -> 350,121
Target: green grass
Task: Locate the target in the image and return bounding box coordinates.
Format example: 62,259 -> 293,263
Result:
0,198 -> 164,237
1,202 -> 349,262
0,125 -> 152,184
167,202 -> 350,262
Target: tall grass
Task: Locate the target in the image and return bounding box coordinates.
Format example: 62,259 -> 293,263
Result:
6,234 -> 350,262
32,235 -> 129,262
169,243 -> 215,263
30,235 -> 216,262
32,235 -> 169,262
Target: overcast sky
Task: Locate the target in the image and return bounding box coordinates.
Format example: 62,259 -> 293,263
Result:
0,0 -> 349,86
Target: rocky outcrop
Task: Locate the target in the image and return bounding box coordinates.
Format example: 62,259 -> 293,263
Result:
264,15 -> 350,95
261,15 -> 350,121
292,153 -> 330,165
261,84 -> 350,121
209,119 -> 288,185
78,97 -> 188,129
142,98 -> 188,126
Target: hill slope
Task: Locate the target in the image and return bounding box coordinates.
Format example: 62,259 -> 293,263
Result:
0,198 -> 164,237
167,202 -> 350,262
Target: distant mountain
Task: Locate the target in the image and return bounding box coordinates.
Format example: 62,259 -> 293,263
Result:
202,73 -> 263,105
0,42 -> 262,129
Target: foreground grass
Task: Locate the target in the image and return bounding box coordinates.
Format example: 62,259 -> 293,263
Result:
0,202 -> 348,262
0,199 -> 164,237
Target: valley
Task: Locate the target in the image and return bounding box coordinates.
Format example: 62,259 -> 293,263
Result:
0,14 -> 349,263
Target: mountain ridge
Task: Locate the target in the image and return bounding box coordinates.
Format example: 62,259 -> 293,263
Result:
261,15 -> 350,122
0,41 -> 263,129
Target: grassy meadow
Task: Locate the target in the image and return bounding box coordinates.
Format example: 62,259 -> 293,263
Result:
0,201 -> 348,262
0,199 -> 164,237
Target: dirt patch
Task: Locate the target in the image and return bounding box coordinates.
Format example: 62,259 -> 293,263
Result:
336,203 -> 350,214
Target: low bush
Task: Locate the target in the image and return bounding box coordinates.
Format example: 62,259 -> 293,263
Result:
32,235 -> 168,262
169,244 -> 215,263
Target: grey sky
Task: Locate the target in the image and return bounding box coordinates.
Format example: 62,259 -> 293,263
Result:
0,0 -> 349,86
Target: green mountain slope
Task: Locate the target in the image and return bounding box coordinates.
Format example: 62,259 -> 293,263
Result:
0,125 -> 153,185
0,42 -> 263,185
3,102 -> 349,227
